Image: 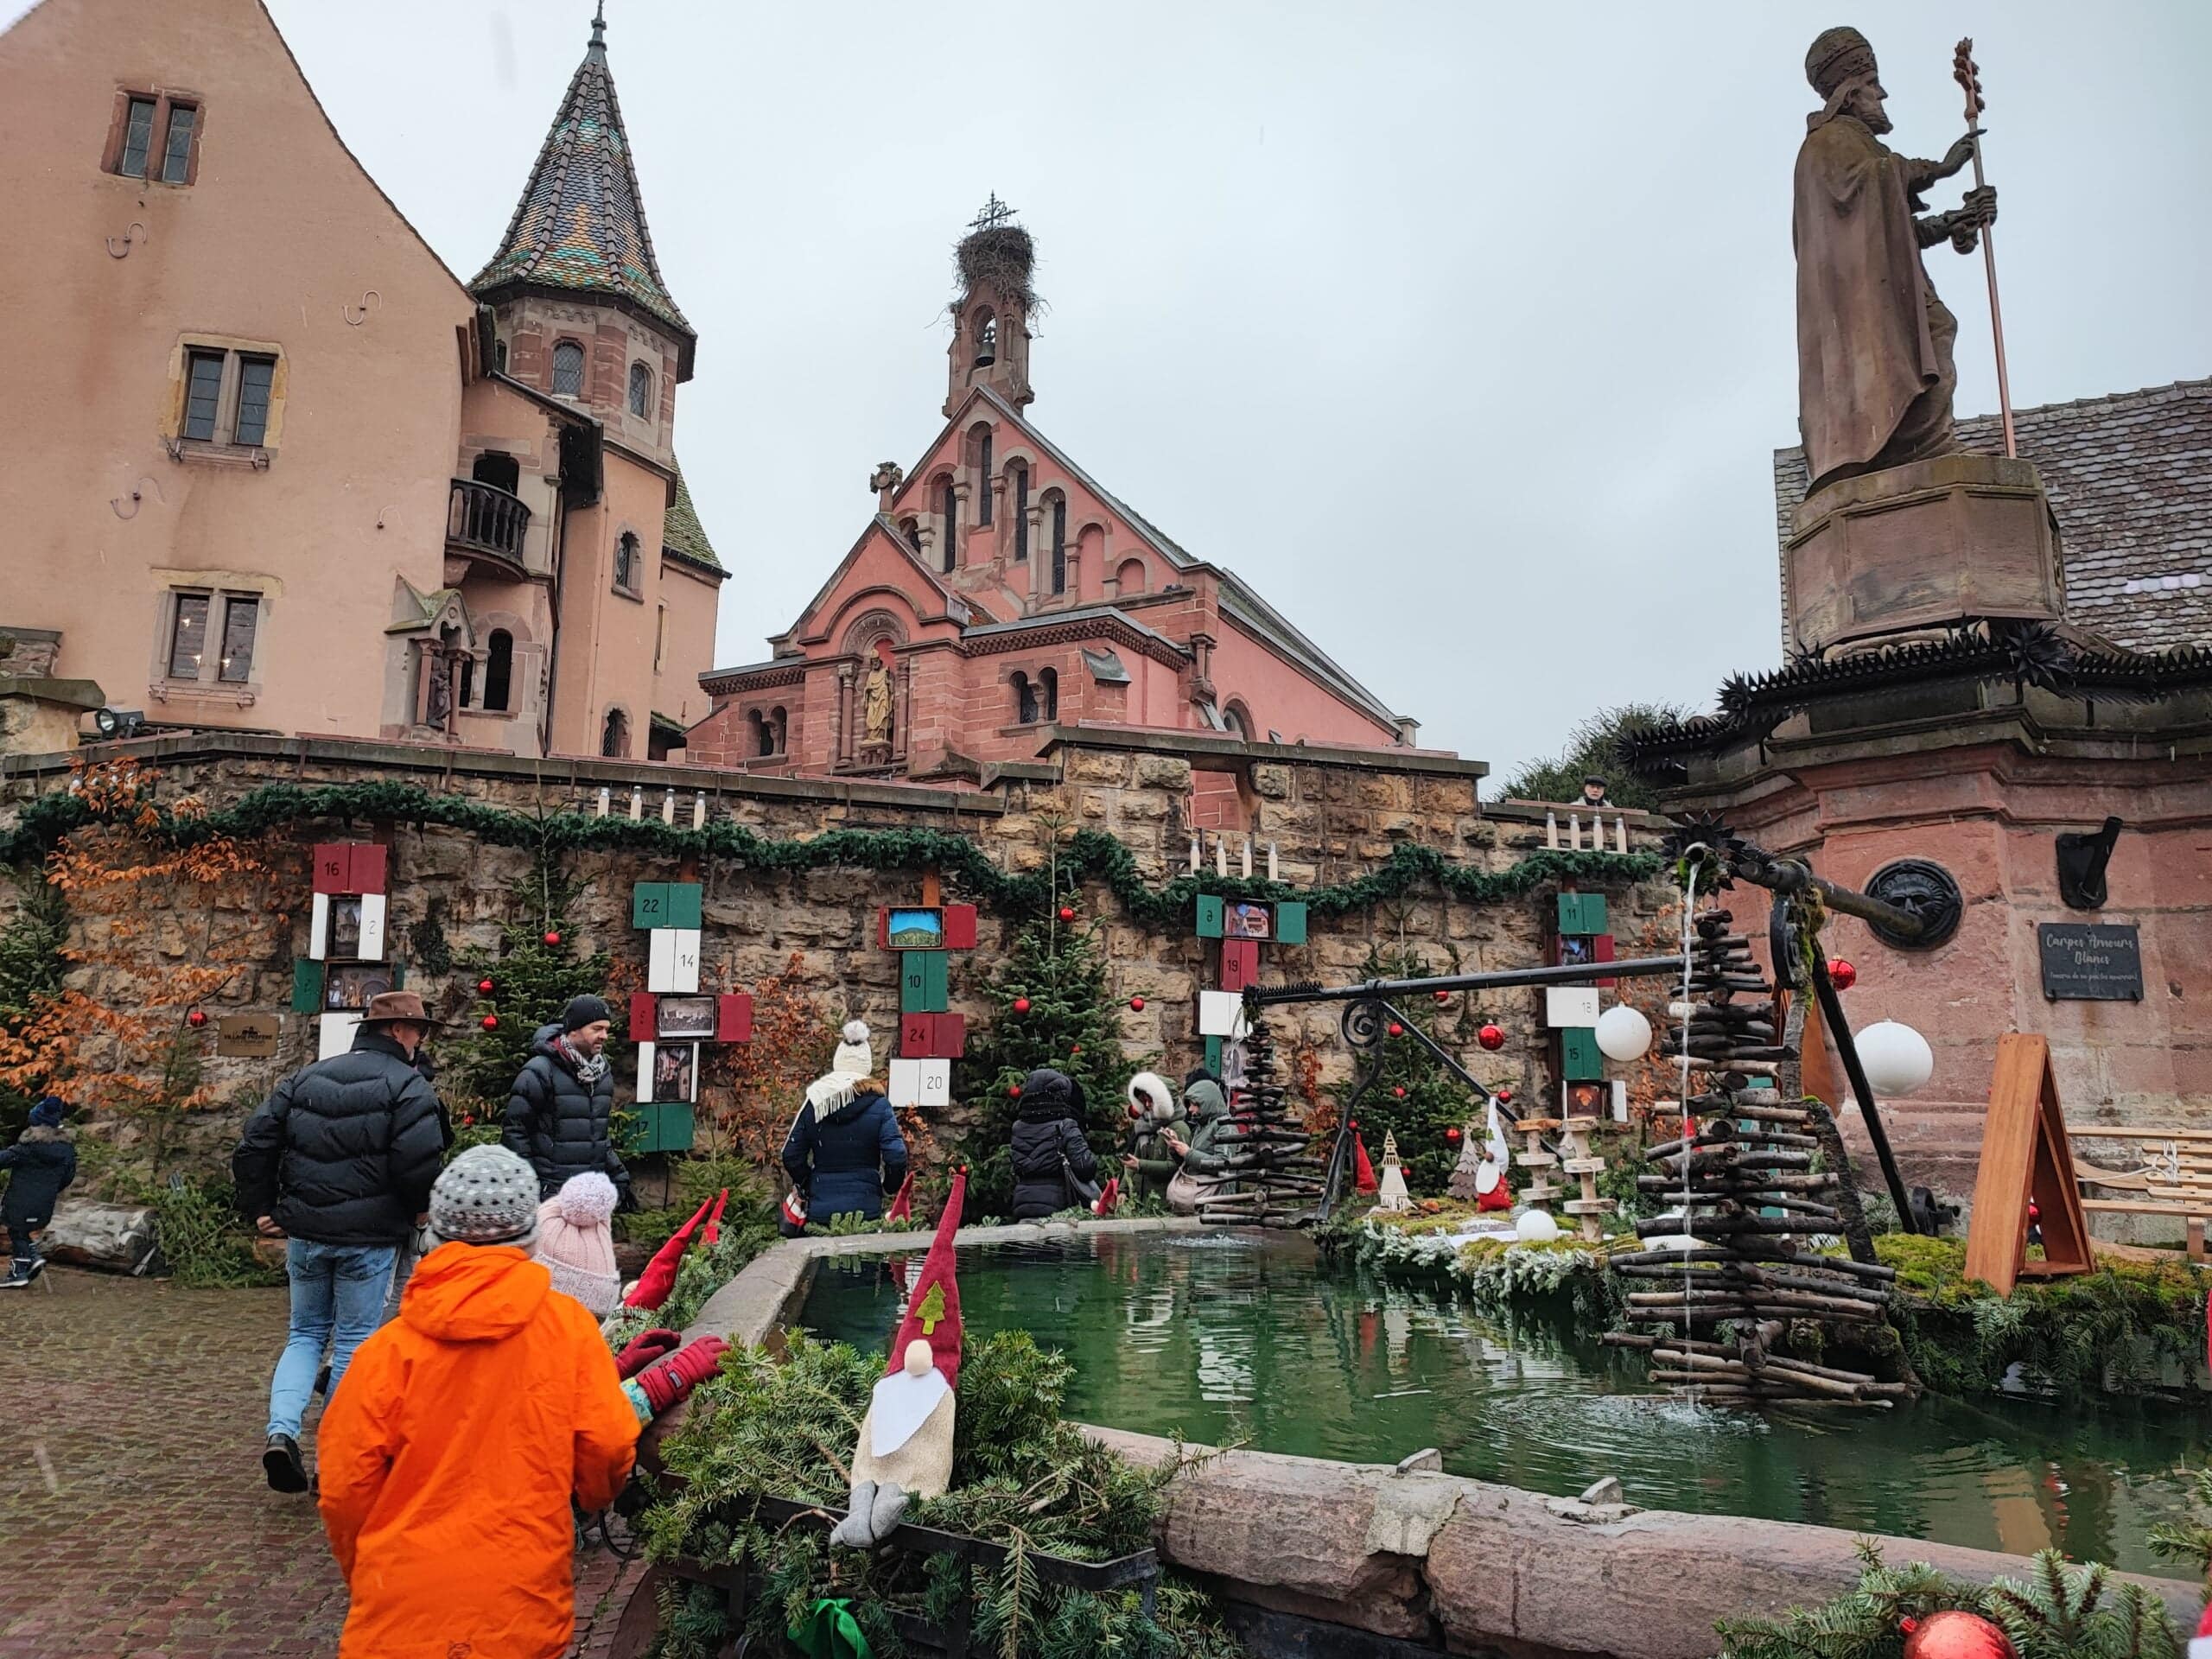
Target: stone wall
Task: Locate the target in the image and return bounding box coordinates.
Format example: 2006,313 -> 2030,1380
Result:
0,728 -> 1672,1172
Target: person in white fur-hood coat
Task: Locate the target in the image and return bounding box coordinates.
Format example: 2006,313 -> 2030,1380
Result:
779,1021 -> 907,1234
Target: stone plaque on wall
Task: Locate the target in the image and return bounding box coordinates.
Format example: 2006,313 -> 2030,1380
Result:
2037,922 -> 2143,1002
216,1014 -> 282,1057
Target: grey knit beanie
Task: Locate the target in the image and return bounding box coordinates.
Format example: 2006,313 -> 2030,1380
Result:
429,1146 -> 542,1249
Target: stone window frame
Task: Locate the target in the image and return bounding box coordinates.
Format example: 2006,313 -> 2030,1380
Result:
600,706 -> 632,759
105,85 -> 205,186
1222,698 -> 1256,742
931,469 -> 959,574
1001,448 -> 1039,563
627,359 -> 655,420
744,702 -> 790,758
163,334 -> 287,463
610,527 -> 646,601
147,570 -> 277,708
550,337 -> 588,400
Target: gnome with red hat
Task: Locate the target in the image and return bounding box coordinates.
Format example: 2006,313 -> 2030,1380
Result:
830,1167 -> 969,1550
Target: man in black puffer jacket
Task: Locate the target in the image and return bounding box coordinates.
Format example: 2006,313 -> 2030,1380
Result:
503,995 -> 630,1205
232,991 -> 445,1494
1007,1068 -> 1102,1221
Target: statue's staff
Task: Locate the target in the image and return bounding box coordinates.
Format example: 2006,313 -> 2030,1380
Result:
1953,38 -> 2015,457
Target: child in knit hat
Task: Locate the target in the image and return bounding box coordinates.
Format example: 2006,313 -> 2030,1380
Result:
1,1096 -> 77,1288
533,1171 -> 622,1318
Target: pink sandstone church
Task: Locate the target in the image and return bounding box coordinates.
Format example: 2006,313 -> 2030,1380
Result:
681,199 -> 1419,783
0,0 -> 724,761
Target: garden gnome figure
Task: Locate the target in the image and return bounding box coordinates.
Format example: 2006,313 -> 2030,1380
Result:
1374,1130 -> 1412,1213
831,1169 -> 967,1549
1794,25 -> 1998,493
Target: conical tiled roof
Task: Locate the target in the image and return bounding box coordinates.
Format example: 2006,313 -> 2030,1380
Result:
472,11 -> 692,346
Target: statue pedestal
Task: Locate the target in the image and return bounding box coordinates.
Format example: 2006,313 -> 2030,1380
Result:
1784,454 -> 2064,655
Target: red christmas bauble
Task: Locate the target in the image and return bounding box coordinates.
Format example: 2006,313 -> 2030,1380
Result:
1392,1085 -> 1406,1098
1129,995 -> 1145,1012
1899,1611 -> 2017,1659
1070,1044 -> 1083,1056
481,1014 -> 499,1031
1433,990 -> 1452,1004
1827,957 -> 1858,990
1445,1127 -> 1462,1142
1387,1021 -> 1404,1037
1478,1023 -> 1506,1051
187,1008 -> 207,1028
1013,996 -> 1032,1014
1007,1084 -> 1021,1098
1058,906 -> 1076,923
477,977 -> 496,995
1496,1089 -> 1513,1104
543,930 -> 561,946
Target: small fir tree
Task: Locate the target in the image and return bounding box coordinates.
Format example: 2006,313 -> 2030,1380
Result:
954,916 -> 1141,1216
1329,944 -> 1484,1196
447,849 -> 620,1103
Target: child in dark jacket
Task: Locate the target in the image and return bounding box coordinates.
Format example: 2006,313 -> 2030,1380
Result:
2,1096 -> 78,1287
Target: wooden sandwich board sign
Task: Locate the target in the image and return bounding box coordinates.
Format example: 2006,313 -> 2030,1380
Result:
1963,1033 -> 2094,1296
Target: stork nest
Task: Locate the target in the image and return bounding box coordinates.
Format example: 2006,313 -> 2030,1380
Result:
955,224 -> 1039,310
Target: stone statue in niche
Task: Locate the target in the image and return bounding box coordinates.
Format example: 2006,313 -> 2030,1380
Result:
1795,26 -> 1998,494
422,647 -> 453,730
861,660 -> 894,747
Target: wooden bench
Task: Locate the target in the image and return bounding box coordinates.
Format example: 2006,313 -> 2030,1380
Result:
2069,1125 -> 2212,1261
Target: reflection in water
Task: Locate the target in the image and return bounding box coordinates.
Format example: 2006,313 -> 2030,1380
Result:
797,1230 -> 2205,1576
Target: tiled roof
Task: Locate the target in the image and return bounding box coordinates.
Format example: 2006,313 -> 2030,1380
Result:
1775,378 -> 2212,652
470,16 -> 690,340
661,461 -> 722,575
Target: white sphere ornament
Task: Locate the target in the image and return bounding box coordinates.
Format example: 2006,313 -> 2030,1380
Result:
1594,1004 -> 1655,1063
1515,1208 -> 1561,1243
1857,1020 -> 1934,1096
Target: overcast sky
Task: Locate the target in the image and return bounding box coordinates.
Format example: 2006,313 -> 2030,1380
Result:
20,0 -> 2209,778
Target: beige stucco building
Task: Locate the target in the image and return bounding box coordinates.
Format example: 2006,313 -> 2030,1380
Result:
0,0 -> 725,760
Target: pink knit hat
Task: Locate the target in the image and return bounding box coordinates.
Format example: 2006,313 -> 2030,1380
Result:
533,1173 -> 621,1317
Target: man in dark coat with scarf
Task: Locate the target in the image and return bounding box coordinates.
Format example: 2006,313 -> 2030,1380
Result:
504,995 -> 630,1206
1,1096 -> 78,1287
780,1021 -> 906,1230
1007,1068 -> 1102,1221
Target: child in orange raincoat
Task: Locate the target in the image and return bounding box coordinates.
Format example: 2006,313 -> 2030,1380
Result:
317,1145 -> 639,1659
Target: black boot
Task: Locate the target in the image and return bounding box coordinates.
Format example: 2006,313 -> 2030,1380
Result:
263,1433 -> 309,1494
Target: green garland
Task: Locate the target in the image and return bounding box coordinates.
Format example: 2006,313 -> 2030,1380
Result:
0,777 -> 1666,929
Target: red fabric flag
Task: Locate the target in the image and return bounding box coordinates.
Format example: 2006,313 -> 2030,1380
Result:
1353,1133 -> 1378,1194
1091,1176 -> 1120,1217
624,1196 -> 715,1312
702,1187 -> 729,1247
884,1171 -> 914,1224
886,1168 -> 966,1389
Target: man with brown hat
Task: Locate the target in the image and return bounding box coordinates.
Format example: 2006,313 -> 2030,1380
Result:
233,990 -> 447,1494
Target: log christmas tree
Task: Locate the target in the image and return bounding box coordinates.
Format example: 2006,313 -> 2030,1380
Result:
1605,906 -> 1905,1407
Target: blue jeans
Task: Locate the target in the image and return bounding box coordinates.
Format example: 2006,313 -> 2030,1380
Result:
266,1239 -> 395,1440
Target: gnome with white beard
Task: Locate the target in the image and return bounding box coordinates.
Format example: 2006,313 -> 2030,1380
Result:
830,1167 -> 969,1549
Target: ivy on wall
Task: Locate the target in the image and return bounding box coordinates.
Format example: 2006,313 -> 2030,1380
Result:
0,777 -> 1667,929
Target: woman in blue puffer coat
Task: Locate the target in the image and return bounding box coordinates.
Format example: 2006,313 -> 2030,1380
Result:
780,1022 -> 906,1231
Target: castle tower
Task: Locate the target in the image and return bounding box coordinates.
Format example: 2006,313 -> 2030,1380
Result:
944,194 -> 1034,417
471,3 -> 696,428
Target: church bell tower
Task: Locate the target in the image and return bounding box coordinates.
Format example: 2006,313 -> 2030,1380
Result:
944,195 -> 1034,417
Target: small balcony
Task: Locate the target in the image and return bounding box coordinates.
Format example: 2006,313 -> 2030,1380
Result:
447,478 -> 531,579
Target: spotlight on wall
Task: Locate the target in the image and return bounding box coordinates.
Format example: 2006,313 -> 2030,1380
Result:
89,708 -> 147,741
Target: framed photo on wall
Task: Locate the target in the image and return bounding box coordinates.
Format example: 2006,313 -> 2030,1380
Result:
655,995 -> 717,1041
324,963 -> 395,1012
652,1042 -> 698,1104
1223,902 -> 1273,942
328,896 -> 364,958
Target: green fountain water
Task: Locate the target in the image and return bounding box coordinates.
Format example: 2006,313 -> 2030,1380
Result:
795,1230 -> 2206,1577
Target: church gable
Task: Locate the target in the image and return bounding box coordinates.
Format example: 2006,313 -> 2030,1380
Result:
788,518 -> 973,651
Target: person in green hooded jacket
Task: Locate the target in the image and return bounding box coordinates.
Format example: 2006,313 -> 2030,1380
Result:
1179,1074 -> 1232,1176
1121,1072 -> 1190,1203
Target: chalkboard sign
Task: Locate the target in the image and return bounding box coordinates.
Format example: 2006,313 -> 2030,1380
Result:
2037,922 -> 2144,1001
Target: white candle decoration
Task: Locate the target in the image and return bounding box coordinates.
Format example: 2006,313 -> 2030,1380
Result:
595,786 -> 611,818
1267,842 -> 1279,881
628,785 -> 644,821
1240,835 -> 1252,878
692,792 -> 707,830
661,788 -> 676,825
1214,836 -> 1228,877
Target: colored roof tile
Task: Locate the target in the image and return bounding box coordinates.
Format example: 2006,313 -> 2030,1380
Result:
662,461 -> 722,575
470,16 -> 690,338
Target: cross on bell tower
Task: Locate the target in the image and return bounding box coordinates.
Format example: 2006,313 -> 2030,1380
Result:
945,194 -> 1035,417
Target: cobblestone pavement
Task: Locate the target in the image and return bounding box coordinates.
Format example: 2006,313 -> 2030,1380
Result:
0,1269 -> 642,1659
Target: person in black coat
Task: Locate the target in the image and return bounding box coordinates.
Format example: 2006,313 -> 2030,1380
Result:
781,1021 -> 906,1231
502,995 -> 629,1205
1,1095 -> 78,1287
232,990 -> 447,1493
1007,1068 -> 1101,1221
